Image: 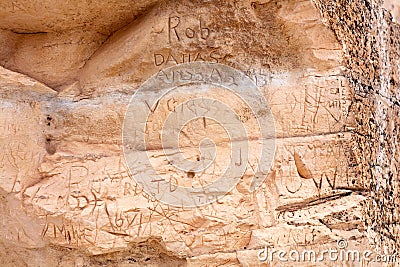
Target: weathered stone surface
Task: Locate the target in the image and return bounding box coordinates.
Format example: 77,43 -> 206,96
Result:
384,0 -> 400,22
0,0 -> 159,88
0,0 -> 399,266
314,0 -> 400,257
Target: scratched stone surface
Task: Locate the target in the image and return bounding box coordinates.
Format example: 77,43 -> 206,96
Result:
0,0 -> 398,266
313,0 -> 400,258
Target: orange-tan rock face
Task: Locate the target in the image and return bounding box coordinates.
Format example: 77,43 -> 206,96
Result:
0,0 -> 398,266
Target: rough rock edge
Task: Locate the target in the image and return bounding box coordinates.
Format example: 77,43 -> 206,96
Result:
313,0 -> 400,255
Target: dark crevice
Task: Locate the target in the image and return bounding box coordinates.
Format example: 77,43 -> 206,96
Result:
10,30 -> 48,35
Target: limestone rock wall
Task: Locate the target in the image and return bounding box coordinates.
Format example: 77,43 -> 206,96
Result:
0,0 -> 398,266
314,0 -> 400,255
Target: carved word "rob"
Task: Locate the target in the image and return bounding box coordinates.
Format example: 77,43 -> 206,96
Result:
168,16 -> 210,43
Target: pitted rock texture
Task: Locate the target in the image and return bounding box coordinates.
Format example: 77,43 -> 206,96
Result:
0,0 -> 398,266
314,0 -> 400,256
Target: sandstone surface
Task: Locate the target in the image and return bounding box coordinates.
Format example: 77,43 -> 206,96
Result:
0,0 -> 399,266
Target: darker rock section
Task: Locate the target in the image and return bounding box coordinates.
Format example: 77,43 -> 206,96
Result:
314,0 -> 400,254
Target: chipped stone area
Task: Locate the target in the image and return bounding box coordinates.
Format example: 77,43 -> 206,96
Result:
0,0 -> 398,266
314,0 -> 400,257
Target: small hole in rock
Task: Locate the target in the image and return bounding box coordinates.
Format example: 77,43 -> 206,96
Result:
187,171 -> 195,178
46,145 -> 56,155
145,258 -> 150,262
